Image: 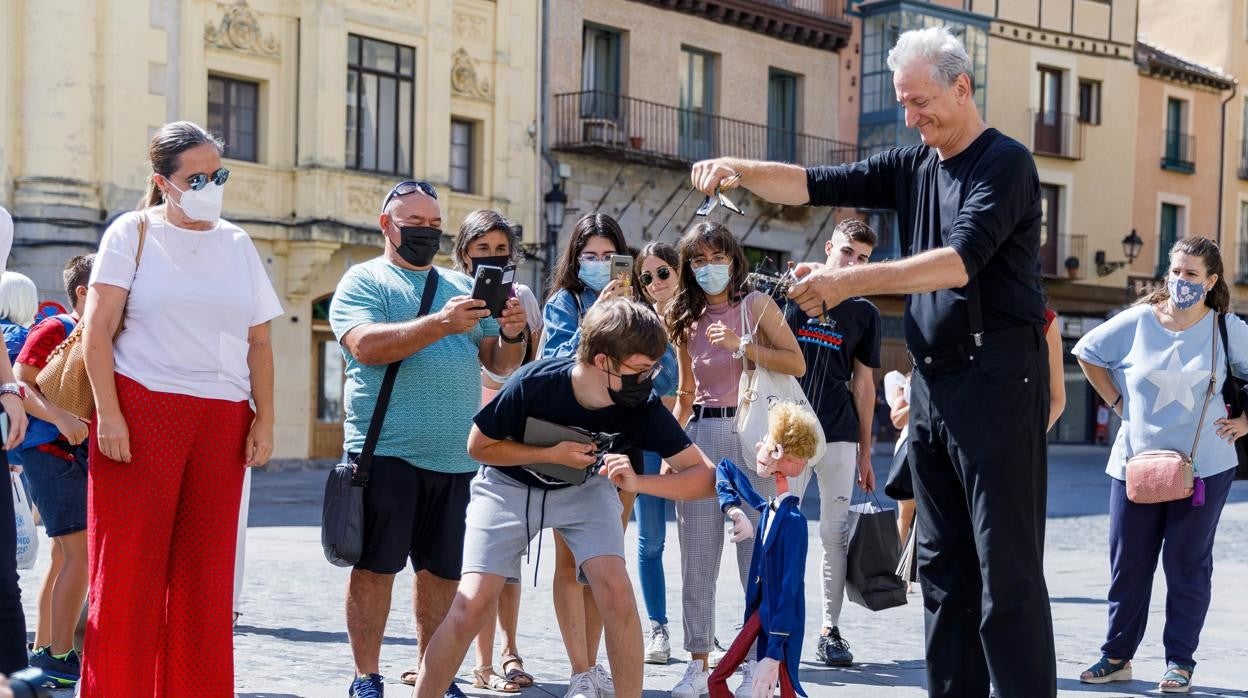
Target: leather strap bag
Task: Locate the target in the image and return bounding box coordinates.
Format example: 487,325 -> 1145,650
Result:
37,214 -> 148,420
322,268 -> 439,567
1124,318 -> 1218,504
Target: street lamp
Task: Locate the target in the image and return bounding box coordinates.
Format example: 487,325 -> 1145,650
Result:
542,182 -> 568,290
1094,229 -> 1145,277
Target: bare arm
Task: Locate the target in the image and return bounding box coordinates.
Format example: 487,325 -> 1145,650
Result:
15,363 -> 88,445
466,424 -> 596,469
745,294 -> 806,378
889,391 -> 910,430
0,355 -> 26,450
245,322 -> 275,466
788,248 -> 970,316
605,443 -> 715,500
477,298 -> 528,377
342,316 -> 450,366
850,359 -> 877,491
1077,359 -> 1122,417
1045,321 -> 1066,431
690,158 -> 811,206
83,283 -> 131,462
673,341 -> 695,427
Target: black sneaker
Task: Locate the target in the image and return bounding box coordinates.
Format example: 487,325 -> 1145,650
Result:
30,648 -> 81,687
349,673 -> 384,698
815,627 -> 854,667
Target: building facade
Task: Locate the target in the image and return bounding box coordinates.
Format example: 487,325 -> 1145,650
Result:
0,0 -> 541,459
542,0 -> 859,288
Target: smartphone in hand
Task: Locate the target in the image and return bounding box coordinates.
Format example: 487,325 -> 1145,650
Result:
610,254 -> 633,287
471,264 -> 515,318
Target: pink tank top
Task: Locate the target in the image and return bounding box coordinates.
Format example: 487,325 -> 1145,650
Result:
687,294 -> 756,407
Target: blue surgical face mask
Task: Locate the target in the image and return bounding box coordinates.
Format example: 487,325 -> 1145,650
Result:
579,260 -> 611,292
1168,276 -> 1208,310
694,263 -> 732,295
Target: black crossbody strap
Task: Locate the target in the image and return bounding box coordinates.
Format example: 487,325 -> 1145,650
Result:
1219,312 -> 1234,400
353,268 -> 440,485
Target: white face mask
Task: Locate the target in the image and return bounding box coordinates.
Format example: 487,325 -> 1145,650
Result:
166,180 -> 225,224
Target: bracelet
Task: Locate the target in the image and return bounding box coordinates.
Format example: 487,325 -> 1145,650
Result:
500,329 -> 527,344
1112,394 -> 1122,408
0,383 -> 24,400
675,389 -> 695,397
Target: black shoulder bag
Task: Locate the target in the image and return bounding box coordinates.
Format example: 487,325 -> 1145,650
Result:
1217,312 -> 1248,480
322,269 -> 439,566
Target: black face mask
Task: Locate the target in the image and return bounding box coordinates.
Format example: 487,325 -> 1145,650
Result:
607,366 -> 654,409
468,254 -> 511,274
394,225 -> 442,267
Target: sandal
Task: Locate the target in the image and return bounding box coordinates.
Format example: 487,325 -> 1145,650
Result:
501,654 -> 535,687
1079,656 -> 1132,684
473,666 -> 521,694
1159,663 -> 1194,694
400,668 -> 418,686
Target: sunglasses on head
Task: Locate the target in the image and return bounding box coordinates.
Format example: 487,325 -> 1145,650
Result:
174,168 -> 230,191
640,266 -> 672,286
381,180 -> 439,210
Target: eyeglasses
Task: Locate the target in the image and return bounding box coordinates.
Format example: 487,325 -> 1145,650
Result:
695,174 -> 744,217
640,266 -> 672,286
607,360 -> 664,381
690,253 -> 732,270
578,252 -> 617,263
175,168 -> 230,191
381,180 -> 439,210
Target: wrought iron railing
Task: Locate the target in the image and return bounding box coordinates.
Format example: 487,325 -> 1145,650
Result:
1029,110 -> 1085,160
552,91 -> 859,169
1161,132 -> 1196,173
754,0 -> 847,21
1041,233 -> 1087,278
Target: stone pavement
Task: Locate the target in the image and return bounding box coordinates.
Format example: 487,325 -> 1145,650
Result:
20,445 -> 1248,697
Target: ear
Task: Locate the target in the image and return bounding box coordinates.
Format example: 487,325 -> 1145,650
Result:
955,73 -> 972,103
824,239 -> 834,257
1207,273 -> 1219,290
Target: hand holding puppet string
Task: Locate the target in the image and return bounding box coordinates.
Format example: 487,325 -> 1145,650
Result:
710,401 -> 821,698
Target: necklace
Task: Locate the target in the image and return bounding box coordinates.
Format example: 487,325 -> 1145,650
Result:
1158,302 -> 1208,332
160,207 -> 212,256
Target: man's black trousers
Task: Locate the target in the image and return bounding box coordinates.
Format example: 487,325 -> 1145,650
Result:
908,327 -> 1056,698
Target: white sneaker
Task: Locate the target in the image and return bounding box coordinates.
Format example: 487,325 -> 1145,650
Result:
707,638 -> 727,669
589,664 -> 615,697
645,621 -> 671,664
734,659 -> 758,698
671,659 -> 709,698
566,670 -> 598,698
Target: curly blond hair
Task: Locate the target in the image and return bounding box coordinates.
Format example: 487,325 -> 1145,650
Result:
768,401 -> 821,461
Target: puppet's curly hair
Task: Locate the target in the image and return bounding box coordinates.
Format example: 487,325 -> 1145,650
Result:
768,401 -> 821,461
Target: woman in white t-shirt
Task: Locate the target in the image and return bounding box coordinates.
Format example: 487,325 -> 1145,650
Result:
80,121 -> 283,697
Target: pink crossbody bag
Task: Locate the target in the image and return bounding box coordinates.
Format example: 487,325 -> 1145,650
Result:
1124,322 -> 1218,505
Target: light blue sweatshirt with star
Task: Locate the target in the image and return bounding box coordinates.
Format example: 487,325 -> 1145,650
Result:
1073,305 -> 1248,481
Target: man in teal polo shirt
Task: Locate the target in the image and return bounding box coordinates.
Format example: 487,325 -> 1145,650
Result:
330,181 -> 528,698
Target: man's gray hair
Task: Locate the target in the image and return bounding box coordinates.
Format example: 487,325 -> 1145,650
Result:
886,26 -> 975,92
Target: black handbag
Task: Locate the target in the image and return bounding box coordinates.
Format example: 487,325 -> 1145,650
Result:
322,269 -> 439,566
1217,313 -> 1248,480
884,439 -> 913,501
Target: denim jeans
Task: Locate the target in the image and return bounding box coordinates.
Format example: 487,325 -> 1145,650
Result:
634,450 -> 671,625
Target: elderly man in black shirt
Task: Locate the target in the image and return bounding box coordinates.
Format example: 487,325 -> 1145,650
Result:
691,26 -> 1056,698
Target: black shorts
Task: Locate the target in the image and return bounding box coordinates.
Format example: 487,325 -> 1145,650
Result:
353,454 -> 474,578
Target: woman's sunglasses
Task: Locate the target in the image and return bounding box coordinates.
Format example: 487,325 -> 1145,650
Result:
176,168 -> 230,191
640,266 -> 672,286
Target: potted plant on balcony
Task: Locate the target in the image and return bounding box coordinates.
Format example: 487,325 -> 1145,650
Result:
630,135 -> 644,150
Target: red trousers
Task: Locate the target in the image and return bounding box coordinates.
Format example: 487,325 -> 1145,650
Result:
708,611 -> 797,698
81,374 -> 253,698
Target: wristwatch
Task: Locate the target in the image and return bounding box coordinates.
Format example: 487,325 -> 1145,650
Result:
732,334 -> 753,360
0,383 -> 25,400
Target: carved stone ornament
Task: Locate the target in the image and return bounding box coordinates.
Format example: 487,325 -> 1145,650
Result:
204,1 -> 280,58
451,48 -> 493,101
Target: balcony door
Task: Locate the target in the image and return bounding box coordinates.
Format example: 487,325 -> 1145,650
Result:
1164,98 -> 1185,163
767,69 -> 798,161
1039,184 -> 1061,275
581,26 -> 621,121
679,48 -> 715,161
1035,67 -> 1063,154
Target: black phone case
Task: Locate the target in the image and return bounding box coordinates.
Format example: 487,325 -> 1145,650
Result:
471,265 -> 511,318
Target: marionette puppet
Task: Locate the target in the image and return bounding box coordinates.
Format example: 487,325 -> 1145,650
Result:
709,401 -> 821,698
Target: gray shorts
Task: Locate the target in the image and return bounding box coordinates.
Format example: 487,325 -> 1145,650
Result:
462,466 -> 624,581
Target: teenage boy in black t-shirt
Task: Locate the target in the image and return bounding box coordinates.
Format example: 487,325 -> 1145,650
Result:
413,299 -> 716,698
783,219 -> 881,668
